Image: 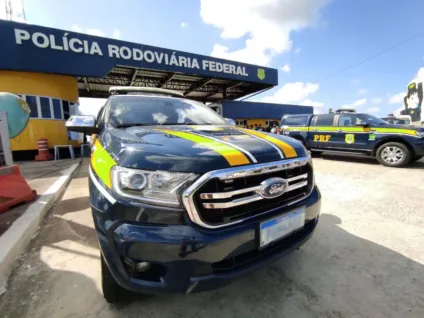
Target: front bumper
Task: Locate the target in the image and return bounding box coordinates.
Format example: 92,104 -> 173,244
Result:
96,186 -> 321,294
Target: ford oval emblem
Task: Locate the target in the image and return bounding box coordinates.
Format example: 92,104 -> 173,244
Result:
259,177 -> 289,199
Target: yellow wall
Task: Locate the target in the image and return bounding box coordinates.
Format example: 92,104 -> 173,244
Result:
0,71 -> 79,103
0,71 -> 80,151
10,119 -> 80,151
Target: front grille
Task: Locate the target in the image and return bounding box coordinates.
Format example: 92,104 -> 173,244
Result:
191,161 -> 313,227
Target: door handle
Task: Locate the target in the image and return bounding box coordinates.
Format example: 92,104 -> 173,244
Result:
337,129 -> 343,132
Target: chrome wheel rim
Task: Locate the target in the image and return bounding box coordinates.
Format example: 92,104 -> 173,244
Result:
381,146 -> 404,164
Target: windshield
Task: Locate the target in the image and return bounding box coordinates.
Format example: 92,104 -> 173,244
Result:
358,114 -> 389,125
107,95 -> 228,127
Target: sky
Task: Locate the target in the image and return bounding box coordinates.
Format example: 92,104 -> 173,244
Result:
1,0 -> 424,116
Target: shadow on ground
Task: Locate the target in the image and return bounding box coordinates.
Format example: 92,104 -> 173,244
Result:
0,164 -> 423,318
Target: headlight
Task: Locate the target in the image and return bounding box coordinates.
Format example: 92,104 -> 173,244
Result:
416,131 -> 424,137
111,166 -> 198,207
307,150 -> 313,165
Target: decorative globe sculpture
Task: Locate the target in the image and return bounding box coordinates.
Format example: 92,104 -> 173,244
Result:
0,93 -> 31,138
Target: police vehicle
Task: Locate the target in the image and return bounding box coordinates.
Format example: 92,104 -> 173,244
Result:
380,114 -> 413,126
280,109 -> 424,167
66,87 -> 321,303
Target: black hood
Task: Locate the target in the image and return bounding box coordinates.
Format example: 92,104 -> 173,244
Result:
102,125 -> 307,174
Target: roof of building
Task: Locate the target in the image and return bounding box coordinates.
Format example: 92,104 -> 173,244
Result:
213,100 -> 314,119
0,20 -> 278,102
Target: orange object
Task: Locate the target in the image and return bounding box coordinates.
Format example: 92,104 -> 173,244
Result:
35,137 -> 53,161
0,165 -> 37,213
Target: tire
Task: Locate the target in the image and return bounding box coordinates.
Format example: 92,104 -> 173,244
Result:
101,253 -> 124,303
376,142 -> 412,167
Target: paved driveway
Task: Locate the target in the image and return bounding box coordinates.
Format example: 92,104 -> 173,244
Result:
1,156 -> 423,318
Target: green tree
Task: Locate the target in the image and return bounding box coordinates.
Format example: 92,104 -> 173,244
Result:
328,108 -> 334,114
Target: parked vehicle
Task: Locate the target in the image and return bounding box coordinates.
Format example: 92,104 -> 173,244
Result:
380,114 -> 412,125
66,87 -> 321,303
280,109 -> 424,167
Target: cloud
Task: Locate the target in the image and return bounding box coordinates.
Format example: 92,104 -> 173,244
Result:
0,0 -> 26,22
180,22 -> 188,28
358,88 -> 367,95
78,98 -> 107,116
72,24 -> 105,37
372,97 -> 383,104
388,92 -> 405,104
354,98 -> 367,106
410,66 -> 424,83
260,82 -> 324,110
294,47 -> 301,54
366,107 -> 380,114
201,0 -> 331,65
299,98 -> 324,108
281,64 -> 291,73
341,98 -> 367,109
112,28 -> 121,39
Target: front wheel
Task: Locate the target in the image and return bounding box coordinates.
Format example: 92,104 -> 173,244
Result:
101,253 -> 125,303
376,142 -> 412,167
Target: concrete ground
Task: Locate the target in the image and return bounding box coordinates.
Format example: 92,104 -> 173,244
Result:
0,159 -> 80,236
0,156 -> 423,318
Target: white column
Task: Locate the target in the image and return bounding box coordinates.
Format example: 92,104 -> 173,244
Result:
0,112 -> 13,165
35,96 -> 41,118
49,98 -> 54,119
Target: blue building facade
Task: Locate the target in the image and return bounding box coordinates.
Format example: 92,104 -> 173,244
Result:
210,100 -> 314,128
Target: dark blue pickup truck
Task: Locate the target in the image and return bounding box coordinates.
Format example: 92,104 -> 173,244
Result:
66,87 -> 321,303
280,110 -> 424,167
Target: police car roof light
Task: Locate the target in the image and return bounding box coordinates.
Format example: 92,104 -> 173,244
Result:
109,86 -> 184,98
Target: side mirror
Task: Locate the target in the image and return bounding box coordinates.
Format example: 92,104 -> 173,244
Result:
65,115 -> 100,134
225,118 -> 236,126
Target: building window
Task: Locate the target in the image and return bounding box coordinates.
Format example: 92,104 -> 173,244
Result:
63,100 -> 70,119
26,95 -> 38,118
40,97 -> 51,118
52,99 -> 62,119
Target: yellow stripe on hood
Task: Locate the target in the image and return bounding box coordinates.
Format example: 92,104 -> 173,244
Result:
157,129 -> 250,166
238,128 -> 298,158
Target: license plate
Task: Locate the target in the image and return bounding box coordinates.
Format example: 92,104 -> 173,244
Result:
260,207 -> 305,248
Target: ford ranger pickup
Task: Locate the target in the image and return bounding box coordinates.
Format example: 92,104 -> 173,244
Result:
66,87 -> 321,303
281,109 -> 424,167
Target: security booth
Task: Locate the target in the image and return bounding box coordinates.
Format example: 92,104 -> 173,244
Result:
0,20 -> 279,159
209,100 -> 314,129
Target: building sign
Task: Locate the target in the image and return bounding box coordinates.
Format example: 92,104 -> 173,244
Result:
0,21 -> 278,85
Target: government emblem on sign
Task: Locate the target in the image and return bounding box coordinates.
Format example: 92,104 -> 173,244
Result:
345,134 -> 355,144
257,68 -> 266,80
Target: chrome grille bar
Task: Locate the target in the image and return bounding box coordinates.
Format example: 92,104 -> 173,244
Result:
200,173 -> 308,201
182,157 -> 312,229
202,178 -> 309,209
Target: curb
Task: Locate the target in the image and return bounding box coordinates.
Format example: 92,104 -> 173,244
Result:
0,160 -> 81,293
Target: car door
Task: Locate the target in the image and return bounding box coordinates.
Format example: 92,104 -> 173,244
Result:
331,114 -> 370,150
309,114 -> 338,149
